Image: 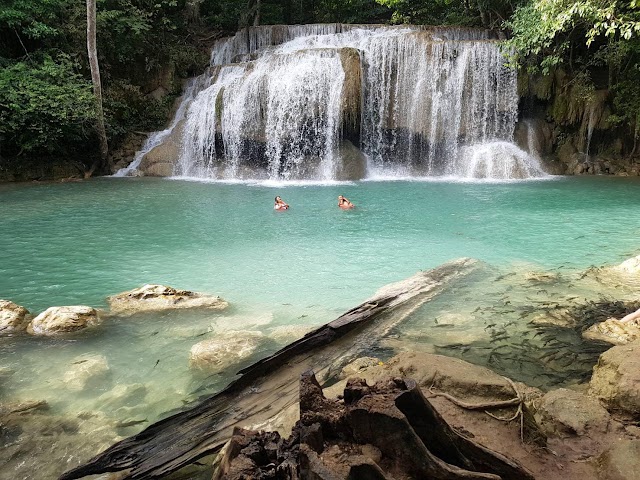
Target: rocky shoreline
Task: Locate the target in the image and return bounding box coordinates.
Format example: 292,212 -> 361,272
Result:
2,256 -> 640,479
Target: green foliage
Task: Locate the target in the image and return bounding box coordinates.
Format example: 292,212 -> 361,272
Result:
0,55 -> 96,155
375,0 -> 520,27
505,1 -> 640,72
376,0 -> 475,25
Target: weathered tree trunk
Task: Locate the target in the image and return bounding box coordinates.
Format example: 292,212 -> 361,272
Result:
86,0 -> 111,176
185,0 -> 203,25
213,373 -> 534,480
60,259 -> 481,480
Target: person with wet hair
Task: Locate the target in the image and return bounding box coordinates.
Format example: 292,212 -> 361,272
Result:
338,195 -> 354,209
274,196 -> 289,210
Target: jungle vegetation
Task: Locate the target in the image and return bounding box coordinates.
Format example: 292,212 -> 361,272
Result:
0,0 -> 638,173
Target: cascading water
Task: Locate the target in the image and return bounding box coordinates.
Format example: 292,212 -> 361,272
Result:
113,79 -> 199,177
139,24 -> 547,181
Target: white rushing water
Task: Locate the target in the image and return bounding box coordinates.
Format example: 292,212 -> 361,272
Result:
113,79 -> 199,177
133,24 -> 547,181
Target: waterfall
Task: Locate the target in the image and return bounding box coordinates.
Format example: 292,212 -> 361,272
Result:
134,24 -> 547,181
113,79 -> 199,177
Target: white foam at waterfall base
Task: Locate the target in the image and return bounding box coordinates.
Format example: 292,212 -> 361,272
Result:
456,141 -> 549,180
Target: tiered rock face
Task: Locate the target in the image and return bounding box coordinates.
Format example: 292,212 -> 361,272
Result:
137,24 -> 545,181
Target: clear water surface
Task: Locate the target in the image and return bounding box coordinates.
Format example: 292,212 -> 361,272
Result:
1,176 -> 640,478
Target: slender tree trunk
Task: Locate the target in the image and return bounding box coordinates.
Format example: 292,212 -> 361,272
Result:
86,0 -> 111,176
253,0 -> 262,26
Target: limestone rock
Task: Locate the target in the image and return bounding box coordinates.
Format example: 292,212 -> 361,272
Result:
27,306 -> 100,335
63,355 -> 110,391
583,317 -> 640,345
589,340 -> 640,419
267,324 -> 315,342
339,356 -> 381,379
107,284 -> 227,315
336,140 -> 366,181
611,255 -> 640,275
375,352 -> 521,403
0,300 -> 31,333
96,384 -> 147,412
597,439 -> 640,480
137,121 -> 184,177
530,308 -> 576,328
523,271 -> 560,284
533,388 -> 610,437
189,331 -> 263,371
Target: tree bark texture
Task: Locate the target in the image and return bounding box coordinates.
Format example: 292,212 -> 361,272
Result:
86,0 -> 111,174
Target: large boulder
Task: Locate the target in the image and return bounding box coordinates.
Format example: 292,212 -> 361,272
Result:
589,340 -> 640,419
583,317 -> 640,345
327,351 -> 531,404
0,300 -> 31,333
597,439 -> 640,480
610,254 -> 640,275
27,306 -> 100,335
532,388 -> 610,438
63,354 -> 110,391
189,331 -> 263,371
107,284 -> 228,315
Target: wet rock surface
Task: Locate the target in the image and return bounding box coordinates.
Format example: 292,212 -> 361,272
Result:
63,354 -> 111,392
213,372 -> 534,480
27,306 -> 100,335
0,300 -> 31,333
107,284 -> 228,315
583,316 -> 640,345
189,331 -> 263,371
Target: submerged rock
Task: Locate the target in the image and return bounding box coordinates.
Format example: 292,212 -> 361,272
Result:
107,284 -> 228,315
523,271 -> 560,284
530,307 -> 576,328
63,354 -> 110,392
96,384 -> 147,412
589,340 -> 640,419
27,306 -> 100,335
189,331 -> 263,371
267,324 -> 315,343
532,388 -> 610,438
0,299 -> 31,333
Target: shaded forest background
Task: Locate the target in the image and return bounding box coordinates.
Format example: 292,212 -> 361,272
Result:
0,0 -> 639,177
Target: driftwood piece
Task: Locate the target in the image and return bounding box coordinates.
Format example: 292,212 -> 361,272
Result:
60,258 -> 479,480
213,372 -> 534,480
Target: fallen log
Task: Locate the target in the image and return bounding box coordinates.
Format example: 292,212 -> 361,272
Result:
213,372 -> 534,480
60,258 -> 480,479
